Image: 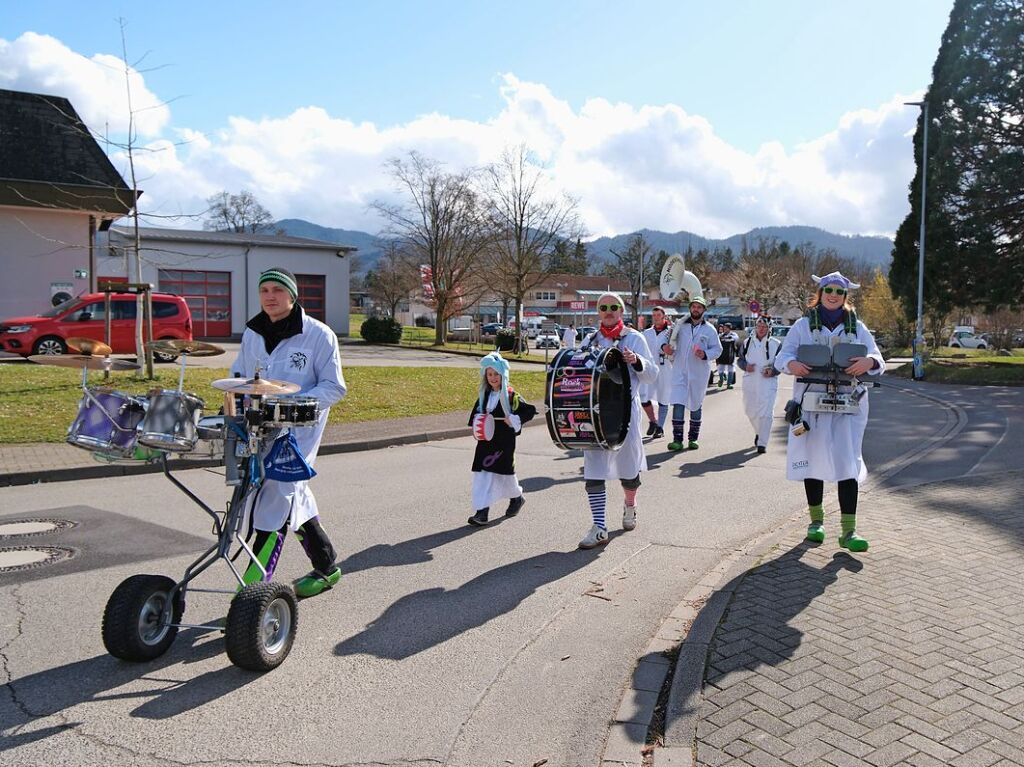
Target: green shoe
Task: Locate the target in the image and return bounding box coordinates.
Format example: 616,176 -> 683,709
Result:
294,566 -> 341,598
687,441 -> 699,450
806,523 -> 825,543
667,441 -> 684,451
839,531 -> 869,552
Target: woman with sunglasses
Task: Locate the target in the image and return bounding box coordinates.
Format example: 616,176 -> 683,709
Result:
577,292 -> 659,549
775,272 -> 884,552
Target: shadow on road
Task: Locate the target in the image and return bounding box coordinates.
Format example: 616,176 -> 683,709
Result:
335,536 -> 624,660
2,625 -> 258,747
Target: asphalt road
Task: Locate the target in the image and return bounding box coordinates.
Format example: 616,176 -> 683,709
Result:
1,375 -> 1013,766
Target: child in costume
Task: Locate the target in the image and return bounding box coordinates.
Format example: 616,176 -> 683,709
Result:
716,322 -> 740,388
774,272 -> 884,552
467,352 -> 537,527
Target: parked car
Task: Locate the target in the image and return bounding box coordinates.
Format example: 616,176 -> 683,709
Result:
578,326 -> 597,340
948,327 -> 989,349
481,322 -> 504,336
771,325 -> 792,340
0,292 -> 193,362
535,331 -> 561,349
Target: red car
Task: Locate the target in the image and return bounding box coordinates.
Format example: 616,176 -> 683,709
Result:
0,292 -> 193,362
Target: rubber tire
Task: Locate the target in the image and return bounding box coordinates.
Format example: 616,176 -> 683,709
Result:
225,581 -> 298,672
152,337 -> 179,364
32,336 -> 67,356
102,574 -> 183,662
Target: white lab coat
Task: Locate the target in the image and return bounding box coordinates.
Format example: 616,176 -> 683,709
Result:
774,316 -> 884,482
639,324 -> 674,404
738,333 -> 782,447
230,310 -> 347,531
562,327 -> 578,348
581,329 -> 658,481
667,319 -> 723,410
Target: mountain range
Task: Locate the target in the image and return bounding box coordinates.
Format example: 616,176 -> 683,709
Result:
275,219 -> 894,274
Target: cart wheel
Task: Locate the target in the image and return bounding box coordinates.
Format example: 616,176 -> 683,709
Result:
102,574 -> 183,662
225,581 -> 297,672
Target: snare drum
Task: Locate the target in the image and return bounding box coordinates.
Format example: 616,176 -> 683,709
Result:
138,390 -> 204,452
472,413 -> 495,441
545,346 -> 631,450
67,388 -> 147,458
260,395 -> 320,427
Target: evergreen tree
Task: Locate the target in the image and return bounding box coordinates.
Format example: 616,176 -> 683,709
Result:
891,0 -> 1024,313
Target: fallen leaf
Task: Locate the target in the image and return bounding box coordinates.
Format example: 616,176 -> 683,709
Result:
532,759 -> 549,767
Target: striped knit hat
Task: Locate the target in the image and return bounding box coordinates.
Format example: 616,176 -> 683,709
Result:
258,267 -> 298,300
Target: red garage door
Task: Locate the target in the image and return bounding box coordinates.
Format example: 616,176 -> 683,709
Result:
297,274 -> 326,323
158,269 -> 232,338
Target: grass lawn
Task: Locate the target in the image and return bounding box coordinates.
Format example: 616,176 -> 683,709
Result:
887,346 -> 1024,359
890,356 -> 1024,385
0,364 -> 549,444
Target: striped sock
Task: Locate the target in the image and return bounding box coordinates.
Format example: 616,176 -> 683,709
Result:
587,489 -> 607,530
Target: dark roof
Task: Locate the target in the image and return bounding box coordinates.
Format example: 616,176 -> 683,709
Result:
109,226 -> 357,253
0,88 -> 136,218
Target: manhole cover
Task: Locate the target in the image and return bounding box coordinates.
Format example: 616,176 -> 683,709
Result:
0,518 -> 77,539
0,546 -> 75,573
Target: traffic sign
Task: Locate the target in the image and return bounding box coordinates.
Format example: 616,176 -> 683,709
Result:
748,300 -> 761,314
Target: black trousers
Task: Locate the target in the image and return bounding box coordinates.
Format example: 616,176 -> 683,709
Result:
250,516 -> 337,578
804,478 -> 858,515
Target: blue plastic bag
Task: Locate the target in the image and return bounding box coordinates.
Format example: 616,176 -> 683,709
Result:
263,431 -> 317,482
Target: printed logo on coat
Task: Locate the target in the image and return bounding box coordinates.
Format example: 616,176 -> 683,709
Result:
289,351 -> 308,370
792,460 -> 809,470
482,451 -> 504,468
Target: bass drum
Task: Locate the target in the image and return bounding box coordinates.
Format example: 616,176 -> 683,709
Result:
546,346 -> 631,451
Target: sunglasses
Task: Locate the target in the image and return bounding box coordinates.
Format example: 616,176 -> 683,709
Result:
598,303 -> 622,312
821,286 -> 847,296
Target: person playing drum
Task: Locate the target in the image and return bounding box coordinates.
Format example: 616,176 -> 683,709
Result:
231,267 -> 347,597
578,293 -> 658,549
774,271 -> 884,552
467,352 -> 537,527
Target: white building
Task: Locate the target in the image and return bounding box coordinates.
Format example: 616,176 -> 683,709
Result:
99,227 -> 355,338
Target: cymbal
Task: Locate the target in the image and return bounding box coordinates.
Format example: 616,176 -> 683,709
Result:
29,355 -> 141,371
210,377 -> 300,396
146,339 -> 225,357
67,337 -> 113,356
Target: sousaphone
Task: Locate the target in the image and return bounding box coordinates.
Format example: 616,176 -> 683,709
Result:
658,253 -> 705,354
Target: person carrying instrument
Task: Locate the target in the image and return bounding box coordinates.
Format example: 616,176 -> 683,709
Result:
774,272 -> 884,552
578,293 -> 658,549
663,297 -> 722,451
738,316 -> 782,454
231,267 -> 347,597
716,322 -> 740,388
562,322 -> 578,349
467,352 -> 537,527
640,306 -> 674,439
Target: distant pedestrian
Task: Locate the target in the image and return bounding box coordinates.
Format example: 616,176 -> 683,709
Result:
738,316 -> 781,453
467,352 -> 537,527
562,322 -> 577,349
717,322 -> 740,388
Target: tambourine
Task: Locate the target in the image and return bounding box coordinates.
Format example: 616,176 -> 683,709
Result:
472,413 -> 495,441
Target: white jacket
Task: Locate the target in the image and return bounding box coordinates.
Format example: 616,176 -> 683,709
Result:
667,318 -> 722,410
231,309 -> 347,530
639,323 -> 674,403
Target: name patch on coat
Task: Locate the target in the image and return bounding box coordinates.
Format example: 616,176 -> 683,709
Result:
792,460 -> 809,470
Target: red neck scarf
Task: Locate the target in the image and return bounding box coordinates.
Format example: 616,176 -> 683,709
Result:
599,320 -> 625,340
654,320 -> 668,332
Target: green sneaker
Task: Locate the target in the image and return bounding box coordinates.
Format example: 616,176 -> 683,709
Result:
294,566 -> 341,598
687,441 -> 699,450
838,531 -> 869,552
667,441 -> 684,451
806,523 -> 825,543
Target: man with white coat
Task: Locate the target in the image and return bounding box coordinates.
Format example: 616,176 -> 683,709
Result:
231,267 -> 347,597
738,316 -> 782,454
640,306 -> 674,438
578,292 -> 658,549
561,322 -> 577,349
663,297 -> 722,451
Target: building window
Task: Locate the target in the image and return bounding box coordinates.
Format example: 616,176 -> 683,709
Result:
534,290 -> 556,301
296,274 -> 326,322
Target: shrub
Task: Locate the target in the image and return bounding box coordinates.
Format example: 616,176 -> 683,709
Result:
360,316 -> 403,343
495,328 -> 518,352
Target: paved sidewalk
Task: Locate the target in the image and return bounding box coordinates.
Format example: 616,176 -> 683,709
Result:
658,469 -> 1024,767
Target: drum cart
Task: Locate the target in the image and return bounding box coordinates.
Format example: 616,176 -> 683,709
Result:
96,346 -> 303,672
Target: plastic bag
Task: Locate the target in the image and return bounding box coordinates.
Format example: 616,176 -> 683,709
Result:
263,431 -> 317,482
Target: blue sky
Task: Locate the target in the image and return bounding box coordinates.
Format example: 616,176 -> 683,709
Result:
2,1 -> 954,237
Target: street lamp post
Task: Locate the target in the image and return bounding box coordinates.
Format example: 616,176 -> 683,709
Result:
905,99 -> 929,381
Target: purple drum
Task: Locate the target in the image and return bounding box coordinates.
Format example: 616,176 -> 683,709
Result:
67,388 -> 147,458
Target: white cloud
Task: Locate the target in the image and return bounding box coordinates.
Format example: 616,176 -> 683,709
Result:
0,32 -> 169,138
1,34 -> 921,239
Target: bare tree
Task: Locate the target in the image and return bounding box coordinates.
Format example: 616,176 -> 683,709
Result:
204,190 -> 274,233
481,145 -> 582,342
364,241 -> 419,318
373,152 -> 491,345
604,232 -> 655,319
